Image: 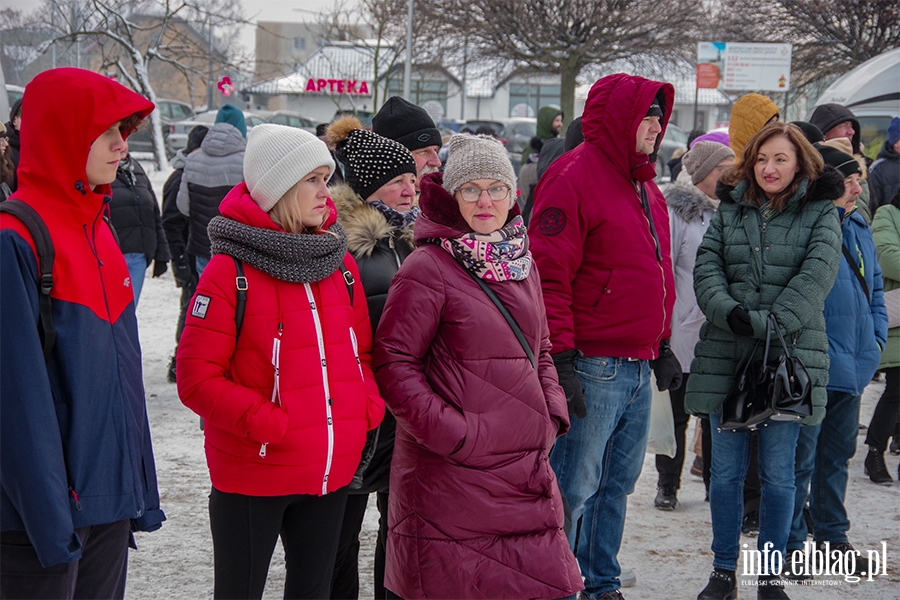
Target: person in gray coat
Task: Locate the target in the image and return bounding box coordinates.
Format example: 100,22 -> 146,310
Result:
176,105 -> 246,275
654,141 -> 735,511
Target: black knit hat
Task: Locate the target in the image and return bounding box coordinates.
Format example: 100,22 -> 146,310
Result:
791,121 -> 824,144
816,144 -> 861,179
327,116 -> 416,199
372,96 -> 442,152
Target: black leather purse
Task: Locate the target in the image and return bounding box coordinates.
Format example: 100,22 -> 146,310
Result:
719,314 -> 811,432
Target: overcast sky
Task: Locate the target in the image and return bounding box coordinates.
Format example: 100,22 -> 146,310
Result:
7,0 -> 354,56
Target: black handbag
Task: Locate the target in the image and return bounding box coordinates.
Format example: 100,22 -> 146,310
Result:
718,314 -> 812,432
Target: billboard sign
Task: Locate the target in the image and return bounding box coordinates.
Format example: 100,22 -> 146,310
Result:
697,42 -> 792,92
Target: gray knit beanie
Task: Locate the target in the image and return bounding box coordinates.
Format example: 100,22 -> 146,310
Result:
682,141 -> 735,185
442,134 -> 516,197
244,124 -> 335,212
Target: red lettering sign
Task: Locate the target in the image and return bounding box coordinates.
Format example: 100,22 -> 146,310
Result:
305,78 -> 317,92
304,78 -> 371,96
317,78 -> 327,92
359,81 -> 369,95
347,80 -> 357,93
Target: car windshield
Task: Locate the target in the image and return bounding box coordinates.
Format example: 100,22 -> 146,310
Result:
665,125 -> 688,144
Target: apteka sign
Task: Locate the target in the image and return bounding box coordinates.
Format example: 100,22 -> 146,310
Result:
305,78 -> 371,96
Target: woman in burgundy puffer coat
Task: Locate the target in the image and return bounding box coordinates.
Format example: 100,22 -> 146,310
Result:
374,134 -> 583,599
177,124 -> 384,599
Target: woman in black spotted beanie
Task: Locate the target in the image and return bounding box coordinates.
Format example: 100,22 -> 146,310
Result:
325,117 -> 419,598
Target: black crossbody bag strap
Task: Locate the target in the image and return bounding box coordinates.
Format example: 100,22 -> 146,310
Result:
464,269 -> 536,370
231,257 -> 248,339
841,244 -> 870,304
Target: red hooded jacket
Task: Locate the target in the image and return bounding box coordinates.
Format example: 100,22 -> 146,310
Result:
528,74 -> 676,359
177,184 -> 384,496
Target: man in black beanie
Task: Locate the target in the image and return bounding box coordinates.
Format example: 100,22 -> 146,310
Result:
373,96 -> 442,189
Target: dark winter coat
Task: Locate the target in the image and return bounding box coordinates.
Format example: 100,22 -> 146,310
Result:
0,68 -> 165,568
529,74 -> 676,359
109,155 -> 169,276
685,169 -> 845,425
176,123 -> 245,259
868,141 -> 900,214
809,104 -> 861,155
824,208 -> 887,395
373,173 -> 583,600
177,184 -> 384,497
331,182 -> 414,494
5,121 -> 19,192
162,151 -> 194,282
663,181 -> 719,371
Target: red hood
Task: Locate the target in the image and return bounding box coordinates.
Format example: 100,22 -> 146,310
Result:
219,182 -> 339,232
580,73 -> 674,182
15,68 -> 153,221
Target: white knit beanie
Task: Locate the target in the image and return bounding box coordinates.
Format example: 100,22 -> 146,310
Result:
442,134 -> 516,198
244,124 -> 336,212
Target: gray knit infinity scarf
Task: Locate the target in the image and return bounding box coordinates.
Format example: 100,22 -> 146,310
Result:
208,216 -> 349,283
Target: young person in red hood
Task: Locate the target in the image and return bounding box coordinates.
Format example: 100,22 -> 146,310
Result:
528,73 -> 681,600
176,124 -> 384,599
0,68 -> 165,599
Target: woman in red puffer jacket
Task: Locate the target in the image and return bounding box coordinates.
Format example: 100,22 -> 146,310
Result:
177,124 -> 383,600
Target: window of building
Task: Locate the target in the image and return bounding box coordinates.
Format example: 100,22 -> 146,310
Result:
294,37 -> 306,50
508,83 -> 560,117
386,79 -> 448,116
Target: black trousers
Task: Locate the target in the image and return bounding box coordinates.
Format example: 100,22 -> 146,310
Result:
175,273 -> 198,344
0,520 -> 130,600
866,367 -> 900,450
330,491 -> 389,599
209,486 -> 348,600
656,372 -> 691,489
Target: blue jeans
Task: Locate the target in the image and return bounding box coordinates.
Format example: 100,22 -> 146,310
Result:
708,414 -> 800,572
195,255 -> 210,276
788,391 -> 859,551
123,252 -> 147,306
549,357 -> 651,599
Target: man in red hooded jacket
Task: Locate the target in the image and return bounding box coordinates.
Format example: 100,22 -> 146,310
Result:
529,73 -> 681,600
0,68 -> 164,599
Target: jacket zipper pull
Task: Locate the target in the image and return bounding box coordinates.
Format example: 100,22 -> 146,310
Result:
69,487 -> 82,510
259,443 -> 267,458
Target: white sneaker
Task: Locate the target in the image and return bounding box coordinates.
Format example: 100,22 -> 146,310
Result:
620,567 -> 636,587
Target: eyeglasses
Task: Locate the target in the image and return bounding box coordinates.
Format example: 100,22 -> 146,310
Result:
457,185 -> 510,203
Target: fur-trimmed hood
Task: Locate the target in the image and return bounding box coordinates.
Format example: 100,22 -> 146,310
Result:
716,166 -> 846,209
330,182 -> 415,257
662,182 -> 719,223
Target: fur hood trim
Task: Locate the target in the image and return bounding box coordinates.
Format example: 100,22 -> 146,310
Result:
662,182 -> 719,222
330,182 -> 415,257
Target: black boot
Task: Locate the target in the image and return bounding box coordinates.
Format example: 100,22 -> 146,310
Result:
757,575 -> 789,599
654,485 -> 678,510
864,446 -> 893,485
698,569 -> 736,600
167,354 -> 177,384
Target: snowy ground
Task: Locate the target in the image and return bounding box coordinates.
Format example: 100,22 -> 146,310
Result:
124,164 -> 899,599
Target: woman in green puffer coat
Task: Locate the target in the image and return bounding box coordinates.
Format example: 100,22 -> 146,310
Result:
687,122 -> 843,600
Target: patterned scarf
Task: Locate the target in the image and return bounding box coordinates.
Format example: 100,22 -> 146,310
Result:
436,216 -> 532,281
208,216 -> 349,283
370,200 -> 420,229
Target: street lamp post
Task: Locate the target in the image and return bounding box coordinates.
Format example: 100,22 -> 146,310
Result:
402,0 -> 412,101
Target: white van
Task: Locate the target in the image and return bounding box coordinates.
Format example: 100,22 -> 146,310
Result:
811,48 -> 900,157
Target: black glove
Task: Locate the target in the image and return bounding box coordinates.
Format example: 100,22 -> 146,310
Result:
650,340 -> 683,391
727,306 -> 754,337
171,254 -> 192,288
552,349 -> 587,419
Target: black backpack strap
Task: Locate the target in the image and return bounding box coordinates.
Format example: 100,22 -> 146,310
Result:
0,200 -> 57,360
340,261 -> 354,306
842,244 -> 870,304
231,257 -> 248,339
463,268 -> 536,370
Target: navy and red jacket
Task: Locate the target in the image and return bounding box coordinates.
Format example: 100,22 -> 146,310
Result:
0,68 -> 165,568
528,74 -> 676,359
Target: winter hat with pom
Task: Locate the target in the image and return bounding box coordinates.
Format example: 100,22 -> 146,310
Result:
244,123 -> 335,212
442,134 -> 516,199
327,116 -> 416,200
682,141 -> 735,185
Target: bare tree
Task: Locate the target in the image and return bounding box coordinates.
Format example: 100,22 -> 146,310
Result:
423,0 -> 705,124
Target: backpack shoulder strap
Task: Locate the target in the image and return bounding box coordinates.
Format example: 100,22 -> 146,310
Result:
0,200 -> 57,360
231,256 -> 248,339
340,261 -> 354,306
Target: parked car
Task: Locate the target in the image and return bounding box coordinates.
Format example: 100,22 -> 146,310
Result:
500,118 -> 537,155
127,98 -> 194,155
656,123 -> 688,181
333,109 -> 374,129
6,84 -> 24,107
267,110 -> 316,133
166,108 -> 266,158
464,119 -> 505,137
